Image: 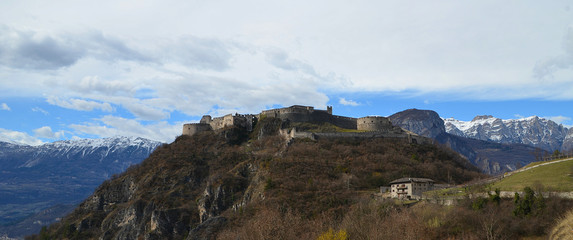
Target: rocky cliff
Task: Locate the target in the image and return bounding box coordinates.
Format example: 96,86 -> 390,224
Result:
389,109 -> 446,138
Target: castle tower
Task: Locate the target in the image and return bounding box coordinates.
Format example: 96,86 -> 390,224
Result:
200,115 -> 212,124
327,106 -> 333,115
357,116 -> 392,131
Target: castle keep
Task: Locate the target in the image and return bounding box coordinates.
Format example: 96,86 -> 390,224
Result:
182,105 -> 425,143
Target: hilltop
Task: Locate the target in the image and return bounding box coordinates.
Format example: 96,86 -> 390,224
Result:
32,118 -> 483,239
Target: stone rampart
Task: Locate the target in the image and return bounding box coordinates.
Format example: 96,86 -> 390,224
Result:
210,114 -> 235,130
280,128 -> 316,141
331,115 -> 357,129
182,105 -> 414,138
357,116 -> 392,131
279,128 -> 427,144
182,123 -> 212,136
311,131 -> 427,144
259,105 -> 355,129
208,114 -> 257,131
260,105 -> 316,118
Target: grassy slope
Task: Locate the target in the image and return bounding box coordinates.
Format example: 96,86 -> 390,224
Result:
491,159 -> 573,191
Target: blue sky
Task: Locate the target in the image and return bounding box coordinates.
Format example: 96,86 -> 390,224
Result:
1,1 -> 573,145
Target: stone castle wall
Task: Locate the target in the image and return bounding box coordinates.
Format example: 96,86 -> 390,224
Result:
332,115 -> 358,129
182,123 -> 212,136
210,114 -> 235,130
196,114 -> 256,132
279,127 -> 428,144
357,116 -> 392,131
260,105 -> 316,120
183,105 -> 399,137
260,105 -> 357,129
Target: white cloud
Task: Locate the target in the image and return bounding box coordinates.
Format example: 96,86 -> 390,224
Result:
0,2 -> 570,121
0,2 -> 569,94
534,27 -> 573,80
1,103 -> 10,111
46,96 -> 113,112
0,1 -> 572,145
32,107 -> 49,115
0,128 -> 44,146
0,25 -> 85,70
66,76 -> 135,95
339,98 -> 360,106
162,36 -> 233,71
122,100 -> 170,121
0,26 -> 150,71
543,115 -> 572,127
33,126 -> 64,139
70,115 -> 184,143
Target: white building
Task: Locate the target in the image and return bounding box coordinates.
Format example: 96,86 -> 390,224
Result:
389,178 -> 435,200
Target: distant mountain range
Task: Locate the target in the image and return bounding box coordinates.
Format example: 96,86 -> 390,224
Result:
444,115 -> 571,152
0,136 -> 162,238
389,109 -> 572,175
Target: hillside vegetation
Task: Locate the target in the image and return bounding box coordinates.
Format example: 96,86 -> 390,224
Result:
551,208 -> 573,239
31,118 -> 547,239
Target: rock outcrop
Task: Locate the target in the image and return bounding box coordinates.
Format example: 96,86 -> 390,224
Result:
389,109 -> 446,139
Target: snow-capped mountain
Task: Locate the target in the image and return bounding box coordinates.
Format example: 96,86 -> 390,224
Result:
20,136 -> 161,169
0,136 -> 163,238
390,109 -> 540,174
444,116 -> 569,152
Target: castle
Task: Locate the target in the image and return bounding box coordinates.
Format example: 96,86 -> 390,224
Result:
182,105 -> 426,143
184,105 -> 387,133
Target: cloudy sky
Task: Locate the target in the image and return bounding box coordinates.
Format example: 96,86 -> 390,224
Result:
1,0 -> 573,145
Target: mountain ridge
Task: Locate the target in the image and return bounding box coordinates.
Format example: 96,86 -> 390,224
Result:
389,109 -> 542,174
444,115 -> 570,152
0,136 -> 163,239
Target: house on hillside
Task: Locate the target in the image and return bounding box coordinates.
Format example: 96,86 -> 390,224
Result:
389,178 -> 435,200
